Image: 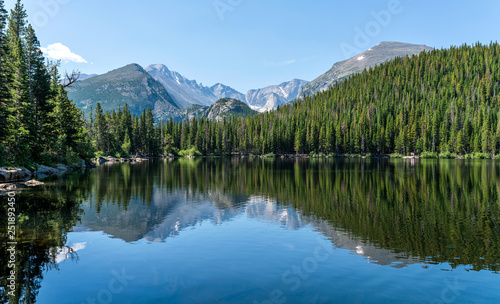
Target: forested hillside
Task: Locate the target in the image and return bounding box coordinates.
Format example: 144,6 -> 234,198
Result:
3,0 -> 499,161
91,42 -> 500,157
290,42 -> 500,155
0,1 -> 91,166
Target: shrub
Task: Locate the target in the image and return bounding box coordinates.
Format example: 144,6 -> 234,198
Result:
178,147 -> 202,157
94,151 -> 106,158
262,153 -> 276,158
390,153 -> 403,158
0,145 -> 9,166
420,151 -> 438,159
464,153 -> 492,159
473,153 -> 491,159
438,151 -> 457,159
65,149 -> 84,168
39,151 -> 61,166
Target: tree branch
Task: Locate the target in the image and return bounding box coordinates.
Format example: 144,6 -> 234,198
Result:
62,70 -> 80,88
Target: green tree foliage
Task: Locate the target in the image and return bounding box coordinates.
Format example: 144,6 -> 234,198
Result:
0,1 -> 90,166
88,104 -> 163,157
0,0 -> 10,147
151,42 -> 500,157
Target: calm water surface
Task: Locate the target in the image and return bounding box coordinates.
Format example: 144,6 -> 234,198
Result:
1,158 -> 500,303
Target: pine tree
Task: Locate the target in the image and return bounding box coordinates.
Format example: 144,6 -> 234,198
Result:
0,0 -> 9,143
121,132 -> 131,155
145,107 -> 155,155
294,125 -> 304,154
94,102 -> 108,153
25,24 -> 51,160
5,0 -> 30,163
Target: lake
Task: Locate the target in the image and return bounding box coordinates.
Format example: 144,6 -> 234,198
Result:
1,158 -> 500,303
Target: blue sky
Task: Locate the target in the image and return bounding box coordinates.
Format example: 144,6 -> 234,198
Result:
4,0 -> 500,93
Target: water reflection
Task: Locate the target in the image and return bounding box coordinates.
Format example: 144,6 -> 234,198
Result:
1,158 -> 500,303
0,177 -> 84,303
78,158 -> 500,271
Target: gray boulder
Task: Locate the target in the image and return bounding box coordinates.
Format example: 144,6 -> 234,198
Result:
0,167 -> 32,182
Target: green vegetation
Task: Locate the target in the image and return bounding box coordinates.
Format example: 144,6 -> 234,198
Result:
420,151 -> 438,158
66,63 -> 179,119
464,152 -> 491,159
390,153 -> 403,158
3,1 -> 500,163
178,147 -> 202,157
262,152 -> 275,158
139,42 -> 500,157
438,151 -> 457,159
89,103 -> 160,157
0,1 -> 91,167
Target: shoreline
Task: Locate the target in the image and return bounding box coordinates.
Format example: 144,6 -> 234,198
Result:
2,152 -> 496,187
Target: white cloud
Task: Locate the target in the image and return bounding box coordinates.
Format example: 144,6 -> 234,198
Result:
40,43 -> 88,63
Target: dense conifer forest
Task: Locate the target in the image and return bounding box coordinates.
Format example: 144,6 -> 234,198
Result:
0,0 -> 91,167
90,42 -> 500,158
2,0 -> 500,164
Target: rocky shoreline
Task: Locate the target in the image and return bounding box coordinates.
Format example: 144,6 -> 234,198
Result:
0,164 -> 79,192
90,156 -> 149,165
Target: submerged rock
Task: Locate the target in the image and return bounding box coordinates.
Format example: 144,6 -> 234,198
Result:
0,180 -> 44,192
35,164 -> 69,179
24,180 -> 45,187
0,183 -> 23,191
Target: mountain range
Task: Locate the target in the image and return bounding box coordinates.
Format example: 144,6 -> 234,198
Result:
66,64 -> 180,119
245,78 -> 309,111
67,41 -> 432,120
145,63 -> 307,112
299,41 -> 433,96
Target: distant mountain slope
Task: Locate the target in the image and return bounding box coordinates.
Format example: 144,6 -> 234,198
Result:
145,64 -> 216,107
299,41 -> 433,97
77,73 -> 98,81
147,64 -> 306,111
172,98 -> 257,122
210,83 -> 246,102
201,98 -> 257,121
67,64 -> 180,120
246,79 -> 309,111
184,104 -> 210,120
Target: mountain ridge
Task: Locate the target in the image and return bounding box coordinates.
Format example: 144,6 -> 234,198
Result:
66,63 -> 180,120
145,64 -> 217,107
299,41 -> 434,97
181,98 -> 257,122
67,41 -> 434,120
246,78 -> 309,111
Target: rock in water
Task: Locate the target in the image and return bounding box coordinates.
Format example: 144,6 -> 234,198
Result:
0,167 -> 32,182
